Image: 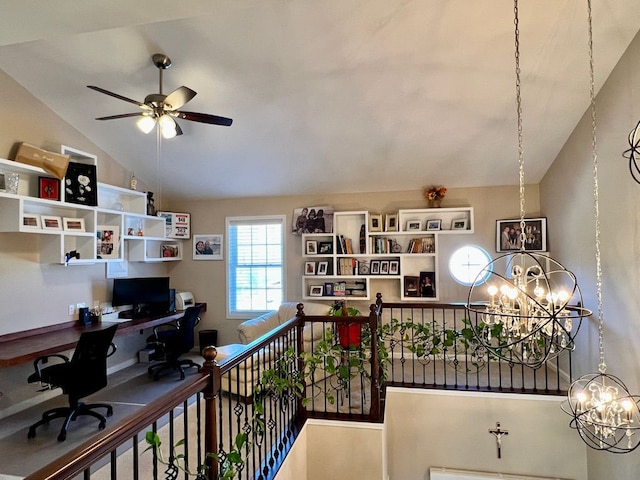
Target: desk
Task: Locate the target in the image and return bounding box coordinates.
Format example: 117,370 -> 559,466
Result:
0,304 -> 206,368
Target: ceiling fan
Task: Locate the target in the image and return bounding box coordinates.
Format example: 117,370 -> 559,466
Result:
87,53 -> 232,139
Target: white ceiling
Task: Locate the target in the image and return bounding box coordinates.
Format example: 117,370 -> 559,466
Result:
1,1 -> 639,201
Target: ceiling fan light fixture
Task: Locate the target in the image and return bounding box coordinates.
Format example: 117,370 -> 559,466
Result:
137,115 -> 156,134
159,115 -> 177,139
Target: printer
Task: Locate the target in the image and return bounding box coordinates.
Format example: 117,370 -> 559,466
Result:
175,291 -> 195,311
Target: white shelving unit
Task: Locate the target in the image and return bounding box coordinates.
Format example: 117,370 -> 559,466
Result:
301,207 -> 474,302
0,152 -> 180,264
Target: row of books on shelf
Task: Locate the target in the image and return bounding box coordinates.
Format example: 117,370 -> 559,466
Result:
336,235 -> 355,254
337,257 -> 359,275
407,237 -> 435,253
309,280 -> 367,297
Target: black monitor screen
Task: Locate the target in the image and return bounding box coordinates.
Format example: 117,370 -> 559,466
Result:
112,277 -> 170,317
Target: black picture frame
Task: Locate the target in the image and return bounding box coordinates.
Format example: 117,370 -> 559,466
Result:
419,271 -> 436,298
64,162 -> 97,206
496,217 -> 547,252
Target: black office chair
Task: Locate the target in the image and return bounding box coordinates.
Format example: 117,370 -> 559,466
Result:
27,324 -> 118,442
147,305 -> 203,380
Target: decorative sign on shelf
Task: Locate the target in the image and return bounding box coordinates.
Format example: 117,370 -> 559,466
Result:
158,211 -> 191,239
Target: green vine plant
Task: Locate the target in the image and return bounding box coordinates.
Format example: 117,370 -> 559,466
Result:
146,307 -> 499,479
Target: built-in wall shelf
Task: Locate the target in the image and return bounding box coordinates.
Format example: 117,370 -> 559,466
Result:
301,207 -> 473,301
0,153 -> 180,265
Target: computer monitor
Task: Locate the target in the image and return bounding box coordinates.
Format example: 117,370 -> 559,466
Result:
112,277 -> 170,318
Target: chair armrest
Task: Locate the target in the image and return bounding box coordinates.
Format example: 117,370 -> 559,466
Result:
30,354 -> 69,383
107,342 -> 117,358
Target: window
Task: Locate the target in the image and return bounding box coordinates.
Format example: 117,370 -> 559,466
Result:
227,215 -> 285,317
448,245 -> 492,286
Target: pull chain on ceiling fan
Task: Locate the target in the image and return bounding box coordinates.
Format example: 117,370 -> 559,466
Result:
88,53 -> 232,139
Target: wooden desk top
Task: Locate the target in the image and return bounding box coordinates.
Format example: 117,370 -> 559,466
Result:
0,304 -> 206,368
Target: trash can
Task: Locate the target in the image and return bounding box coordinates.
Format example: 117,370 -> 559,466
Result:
199,329 -> 218,353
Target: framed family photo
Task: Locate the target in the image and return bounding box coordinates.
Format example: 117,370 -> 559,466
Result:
41,215 -> 62,230
496,217 -> 547,252
193,234 -> 223,260
96,226 -> 120,259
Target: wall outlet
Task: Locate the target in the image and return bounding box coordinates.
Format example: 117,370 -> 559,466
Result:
68,304 -> 75,315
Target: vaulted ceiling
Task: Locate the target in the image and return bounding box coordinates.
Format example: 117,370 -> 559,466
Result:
1,1 -> 639,200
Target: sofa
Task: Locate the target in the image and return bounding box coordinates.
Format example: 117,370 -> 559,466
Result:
215,301 -> 331,401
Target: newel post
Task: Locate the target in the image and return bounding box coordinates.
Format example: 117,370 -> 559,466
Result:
295,303 -> 307,418
201,346 -> 221,480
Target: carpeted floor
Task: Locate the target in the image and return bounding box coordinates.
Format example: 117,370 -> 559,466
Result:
0,358 -> 202,479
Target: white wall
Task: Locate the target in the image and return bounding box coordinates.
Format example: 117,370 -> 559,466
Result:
539,28 -> 640,479
385,389 -> 587,480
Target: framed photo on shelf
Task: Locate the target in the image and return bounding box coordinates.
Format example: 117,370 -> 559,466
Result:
324,282 -> 334,296
64,162 -> 97,206
41,215 -> 62,230
385,213 -> 398,232
292,206 -> 334,234
404,276 -> 420,297
317,261 -> 328,275
370,260 -> 380,275
306,240 -> 318,255
419,271 -> 436,298
158,211 -> 191,239
22,214 -> 41,229
309,285 -> 324,297
380,260 -> 390,275
161,244 -> 180,259
318,241 -> 333,254
369,214 -> 383,233
496,217 -> 547,252
426,219 -> 442,231
193,234 -> 223,260
38,177 -> 60,201
407,220 -> 421,231
305,261 -> 316,275
63,217 -> 85,232
389,260 -> 399,275
96,226 -> 120,259
452,219 -> 468,230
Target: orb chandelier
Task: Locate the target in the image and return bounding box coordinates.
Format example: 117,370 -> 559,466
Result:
466,0 -> 590,369
561,0 -> 640,453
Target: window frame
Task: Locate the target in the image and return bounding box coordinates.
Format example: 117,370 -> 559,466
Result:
448,244 -> 493,287
226,215 -> 286,318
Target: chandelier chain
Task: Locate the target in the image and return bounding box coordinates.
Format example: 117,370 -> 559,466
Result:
513,0 -> 526,249
586,0 -> 606,373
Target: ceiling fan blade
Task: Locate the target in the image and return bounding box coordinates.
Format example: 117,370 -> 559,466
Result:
87,86 -> 148,108
95,112 -> 146,121
175,111 -> 233,126
163,86 -> 197,111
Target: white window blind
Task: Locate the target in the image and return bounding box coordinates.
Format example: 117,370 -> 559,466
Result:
226,215 -> 285,317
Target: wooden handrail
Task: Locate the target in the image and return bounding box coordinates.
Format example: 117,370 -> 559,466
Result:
24,372 -> 211,480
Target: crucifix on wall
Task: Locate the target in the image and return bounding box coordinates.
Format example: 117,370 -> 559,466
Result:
488,421 -> 509,459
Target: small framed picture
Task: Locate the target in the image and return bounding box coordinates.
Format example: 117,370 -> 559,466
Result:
369,214 -> 383,233
420,271 -> 436,298
318,241 -> 333,255
407,220 -> 422,231
306,240 -> 318,255
96,226 -> 120,259
496,217 -> 548,252
64,162 -> 98,206
161,244 -> 180,258
404,276 -> 420,297
385,213 -> 398,232
389,260 -> 399,275
22,214 -> 41,229
41,215 -> 62,230
317,261 -> 328,275
426,219 -> 442,231
309,285 -> 324,297
324,282 -> 334,296
370,260 -> 380,275
39,177 -> 61,201
193,234 -> 223,260
63,217 -> 86,232
452,219 -> 468,230
305,261 -> 316,275
380,260 -> 390,275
